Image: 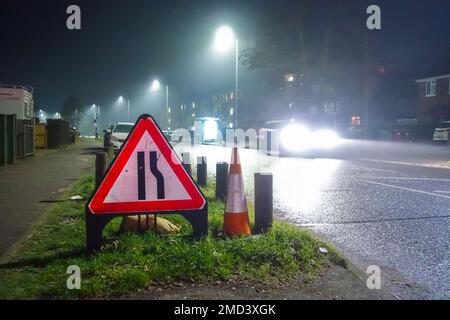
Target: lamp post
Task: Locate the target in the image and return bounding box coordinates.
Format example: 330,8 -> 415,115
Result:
151,80 -> 170,130
91,104 -> 100,139
118,96 -> 131,122
214,25 -> 239,129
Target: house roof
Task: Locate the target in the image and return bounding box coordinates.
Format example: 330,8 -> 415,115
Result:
415,74 -> 450,82
0,84 -> 33,93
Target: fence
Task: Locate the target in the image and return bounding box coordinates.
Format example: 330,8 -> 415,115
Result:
16,119 -> 35,159
0,114 -> 17,167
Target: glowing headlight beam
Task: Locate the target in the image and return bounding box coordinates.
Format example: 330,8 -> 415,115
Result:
315,129 -> 341,149
280,124 -> 313,152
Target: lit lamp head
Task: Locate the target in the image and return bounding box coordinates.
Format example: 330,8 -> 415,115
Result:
150,80 -> 161,92
214,26 -> 235,54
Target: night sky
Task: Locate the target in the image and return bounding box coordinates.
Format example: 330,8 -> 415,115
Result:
1,0 -> 449,116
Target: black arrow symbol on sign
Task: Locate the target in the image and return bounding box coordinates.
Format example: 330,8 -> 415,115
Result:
149,151 -> 165,199
137,151 -> 165,200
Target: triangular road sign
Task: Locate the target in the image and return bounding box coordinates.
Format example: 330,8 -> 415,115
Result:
89,115 -> 206,215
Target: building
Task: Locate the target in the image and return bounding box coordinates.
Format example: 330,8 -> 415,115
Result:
173,91 -> 237,130
0,84 -> 34,120
0,84 -> 35,160
415,74 -> 450,124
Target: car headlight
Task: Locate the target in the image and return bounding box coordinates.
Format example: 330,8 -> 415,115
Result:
280,124 -> 313,151
315,129 -> 341,149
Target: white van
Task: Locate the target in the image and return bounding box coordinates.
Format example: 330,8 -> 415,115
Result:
110,122 -> 134,150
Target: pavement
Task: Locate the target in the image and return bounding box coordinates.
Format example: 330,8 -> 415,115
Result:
125,263 -> 392,300
0,138 -> 101,259
178,139 -> 450,299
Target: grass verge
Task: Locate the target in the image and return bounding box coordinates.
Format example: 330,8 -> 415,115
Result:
0,175 -> 346,299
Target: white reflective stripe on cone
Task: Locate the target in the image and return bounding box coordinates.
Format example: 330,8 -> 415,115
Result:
225,173 -> 248,213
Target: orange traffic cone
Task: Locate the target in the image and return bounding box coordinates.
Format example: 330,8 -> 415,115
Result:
223,147 -> 251,236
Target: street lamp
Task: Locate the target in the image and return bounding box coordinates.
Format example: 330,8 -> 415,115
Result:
150,80 -> 170,130
150,80 -> 161,92
214,25 -> 239,129
117,96 -> 131,122
38,109 -> 46,123
91,104 -> 100,139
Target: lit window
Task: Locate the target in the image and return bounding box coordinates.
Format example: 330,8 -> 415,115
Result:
285,74 -> 295,82
352,116 -> 361,126
168,107 -> 171,113
230,92 -> 234,100
192,113 -> 195,117
192,102 -> 196,109
230,108 -> 234,116
168,118 -> 171,123
228,123 -> 234,129
426,80 -> 436,97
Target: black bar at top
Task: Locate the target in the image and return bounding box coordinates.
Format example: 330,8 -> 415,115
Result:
137,151 -> 146,200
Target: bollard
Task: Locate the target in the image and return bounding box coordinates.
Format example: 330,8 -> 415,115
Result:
103,132 -> 112,148
266,130 -> 272,156
215,162 -> 229,202
254,173 -> 273,234
95,152 -> 108,188
197,156 -> 207,187
182,152 -> 191,175
104,146 -> 114,163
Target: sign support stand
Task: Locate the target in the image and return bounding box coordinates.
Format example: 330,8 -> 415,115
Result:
85,208 -> 116,252
181,202 -> 208,239
85,206 -> 208,253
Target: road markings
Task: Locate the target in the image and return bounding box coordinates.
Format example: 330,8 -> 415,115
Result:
434,190 -> 450,194
364,180 -> 450,199
363,177 -> 450,182
299,214 -> 450,227
354,165 -> 398,173
359,158 -> 450,170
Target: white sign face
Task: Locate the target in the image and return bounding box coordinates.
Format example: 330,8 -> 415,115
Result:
105,131 -> 190,203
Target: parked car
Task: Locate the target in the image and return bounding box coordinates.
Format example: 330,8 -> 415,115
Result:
169,131 -> 185,143
433,121 -> 450,144
110,122 -> 134,150
392,128 -> 412,142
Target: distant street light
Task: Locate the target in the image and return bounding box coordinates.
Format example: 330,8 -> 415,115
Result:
214,26 -> 235,53
37,109 -> 47,123
150,79 -> 170,130
150,80 -> 161,92
117,96 -> 131,122
214,25 -> 239,129
91,104 -> 100,138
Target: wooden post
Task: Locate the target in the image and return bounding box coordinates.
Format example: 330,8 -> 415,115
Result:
215,162 -> 229,202
95,152 -> 108,188
254,173 -> 273,234
197,156 -> 207,187
103,146 -> 114,163
182,152 -> 191,175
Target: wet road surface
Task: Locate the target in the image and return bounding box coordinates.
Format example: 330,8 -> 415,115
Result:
177,140 -> 450,299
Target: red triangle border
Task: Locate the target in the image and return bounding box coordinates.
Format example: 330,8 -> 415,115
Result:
88,116 -> 206,214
